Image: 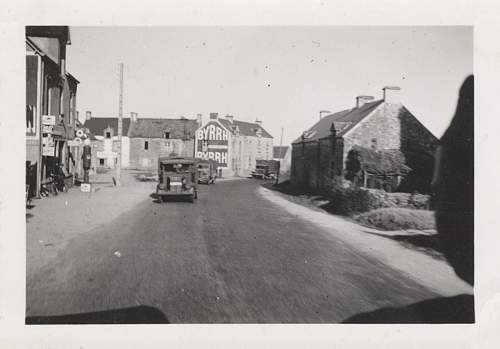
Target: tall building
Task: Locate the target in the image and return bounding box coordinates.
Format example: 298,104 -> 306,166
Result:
26,26 -> 79,197
195,113 -> 274,177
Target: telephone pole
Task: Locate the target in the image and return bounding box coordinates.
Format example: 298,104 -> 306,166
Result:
276,127 -> 284,185
116,63 -> 124,186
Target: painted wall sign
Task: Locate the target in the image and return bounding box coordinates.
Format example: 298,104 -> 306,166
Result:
195,122 -> 229,168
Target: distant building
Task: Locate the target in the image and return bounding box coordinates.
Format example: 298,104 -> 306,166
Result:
195,113 -> 274,177
128,116 -> 199,170
291,87 -> 438,193
26,26 -> 79,197
273,146 -> 292,174
82,111 -> 131,170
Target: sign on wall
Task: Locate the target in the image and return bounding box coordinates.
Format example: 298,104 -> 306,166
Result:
42,115 -> 56,126
195,122 -> 229,168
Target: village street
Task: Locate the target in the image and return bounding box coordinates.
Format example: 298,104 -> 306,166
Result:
25,176 -> 471,323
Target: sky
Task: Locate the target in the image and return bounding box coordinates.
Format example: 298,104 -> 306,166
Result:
66,26 -> 472,145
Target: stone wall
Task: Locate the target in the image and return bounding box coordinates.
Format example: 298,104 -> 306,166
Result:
129,138 -> 195,170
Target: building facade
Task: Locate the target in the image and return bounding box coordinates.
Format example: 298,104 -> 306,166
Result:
26,26 -> 79,197
128,116 -> 199,170
195,113 -> 274,177
291,87 -> 438,193
82,112 -> 131,171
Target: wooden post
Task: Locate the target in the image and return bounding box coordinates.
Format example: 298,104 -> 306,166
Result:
363,170 -> 368,188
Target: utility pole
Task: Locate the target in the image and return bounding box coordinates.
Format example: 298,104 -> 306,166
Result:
116,63 -> 123,186
276,127 -> 284,185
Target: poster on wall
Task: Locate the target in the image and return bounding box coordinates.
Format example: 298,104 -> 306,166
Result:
195,122 -> 229,168
42,135 -> 55,156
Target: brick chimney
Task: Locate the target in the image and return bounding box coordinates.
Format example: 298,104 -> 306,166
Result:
85,111 -> 92,120
197,113 -> 203,126
225,114 -> 234,123
255,118 -> 262,126
356,95 -> 374,108
130,112 -> 138,122
382,86 -> 401,104
210,112 -> 218,120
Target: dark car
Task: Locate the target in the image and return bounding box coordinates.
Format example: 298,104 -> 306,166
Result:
156,156 -> 199,202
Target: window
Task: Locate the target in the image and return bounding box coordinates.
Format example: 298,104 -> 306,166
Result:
164,132 -> 170,139
26,105 -> 36,136
371,138 -> 378,150
99,159 -> 105,165
144,141 -> 149,150
106,132 -> 111,139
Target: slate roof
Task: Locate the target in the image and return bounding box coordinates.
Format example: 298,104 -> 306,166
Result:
292,100 -> 384,144
128,118 -> 199,139
218,119 -> 273,139
83,117 -> 131,137
273,146 -> 289,159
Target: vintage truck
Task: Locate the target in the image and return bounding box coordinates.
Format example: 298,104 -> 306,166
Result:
197,159 -> 218,184
251,159 -> 280,180
156,156 -> 199,202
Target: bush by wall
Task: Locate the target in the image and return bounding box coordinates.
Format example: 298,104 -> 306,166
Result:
324,177 -> 431,215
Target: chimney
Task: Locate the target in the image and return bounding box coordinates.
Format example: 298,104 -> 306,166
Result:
255,118 -> 262,126
356,95 -> 374,108
210,112 -> 218,120
225,114 -> 234,123
382,86 -> 401,104
130,112 -> 138,122
85,111 -> 92,120
197,113 -> 203,126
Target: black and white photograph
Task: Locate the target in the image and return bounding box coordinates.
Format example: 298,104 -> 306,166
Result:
23,25 -> 474,324
2,1 -> 500,348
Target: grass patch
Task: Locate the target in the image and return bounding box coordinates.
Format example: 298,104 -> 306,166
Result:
353,207 -> 436,231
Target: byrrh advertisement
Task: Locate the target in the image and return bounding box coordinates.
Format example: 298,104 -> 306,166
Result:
195,122 -> 230,168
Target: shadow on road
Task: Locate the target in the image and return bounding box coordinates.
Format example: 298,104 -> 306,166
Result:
26,305 -> 169,324
362,230 -> 445,260
342,294 -> 474,323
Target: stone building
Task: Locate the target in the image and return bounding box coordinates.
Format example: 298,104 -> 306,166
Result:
26,26 -> 80,197
291,87 -> 438,193
128,116 -> 199,170
195,113 -> 274,177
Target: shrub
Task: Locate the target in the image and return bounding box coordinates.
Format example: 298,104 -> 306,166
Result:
324,176 -> 431,215
353,207 -> 436,231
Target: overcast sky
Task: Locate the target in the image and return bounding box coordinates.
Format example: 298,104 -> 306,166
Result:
67,26 -> 472,144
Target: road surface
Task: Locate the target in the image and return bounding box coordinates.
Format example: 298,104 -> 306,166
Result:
26,179 -> 438,323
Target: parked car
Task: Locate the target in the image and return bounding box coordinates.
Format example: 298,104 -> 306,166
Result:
197,159 -> 217,184
156,156 -> 199,202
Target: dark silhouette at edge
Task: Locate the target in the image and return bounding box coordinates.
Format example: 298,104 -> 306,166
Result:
26,305 -> 169,325
343,75 -> 475,324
